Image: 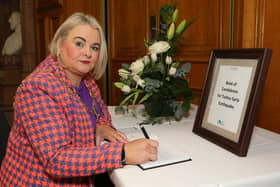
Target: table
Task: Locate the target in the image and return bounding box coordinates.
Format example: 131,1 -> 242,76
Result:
108,105 -> 280,187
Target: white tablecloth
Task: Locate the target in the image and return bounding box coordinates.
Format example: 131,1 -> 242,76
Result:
108,105 -> 280,187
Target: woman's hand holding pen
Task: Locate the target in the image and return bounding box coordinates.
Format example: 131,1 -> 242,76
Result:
124,138 -> 159,165
96,124 -> 159,165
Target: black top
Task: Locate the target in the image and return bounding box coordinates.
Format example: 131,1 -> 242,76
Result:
0,111 -> 10,165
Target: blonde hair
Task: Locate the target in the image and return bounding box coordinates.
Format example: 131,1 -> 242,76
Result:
49,12 -> 107,79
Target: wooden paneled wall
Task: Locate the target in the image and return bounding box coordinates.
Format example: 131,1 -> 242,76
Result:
224,0 -> 280,133
249,0 -> 280,133
108,0 -> 280,134
1,0 -> 280,133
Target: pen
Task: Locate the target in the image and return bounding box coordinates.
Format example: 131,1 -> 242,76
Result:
140,126 -> 150,139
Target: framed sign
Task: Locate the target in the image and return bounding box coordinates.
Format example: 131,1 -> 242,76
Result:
192,48 -> 272,156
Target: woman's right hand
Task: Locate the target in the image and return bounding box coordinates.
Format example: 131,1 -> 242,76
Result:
124,138 -> 159,165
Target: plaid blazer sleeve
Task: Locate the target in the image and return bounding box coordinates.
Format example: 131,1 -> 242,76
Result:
15,74 -> 124,178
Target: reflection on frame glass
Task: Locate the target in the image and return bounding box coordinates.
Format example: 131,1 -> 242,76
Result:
193,48 -> 272,156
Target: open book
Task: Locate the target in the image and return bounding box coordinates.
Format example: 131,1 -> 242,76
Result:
118,126 -> 192,170
109,105 -> 197,170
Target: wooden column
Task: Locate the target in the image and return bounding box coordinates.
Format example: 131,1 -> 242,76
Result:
20,0 -> 37,78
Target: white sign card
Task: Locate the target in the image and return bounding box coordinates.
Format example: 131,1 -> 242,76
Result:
202,58 -> 257,142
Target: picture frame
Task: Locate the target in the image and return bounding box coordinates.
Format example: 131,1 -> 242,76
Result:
192,48 -> 272,156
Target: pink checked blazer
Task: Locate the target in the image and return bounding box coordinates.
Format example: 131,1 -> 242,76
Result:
0,55 -> 124,186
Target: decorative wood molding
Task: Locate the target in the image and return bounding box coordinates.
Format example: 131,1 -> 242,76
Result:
255,0 -> 265,47
0,56 -> 21,67
241,0 -> 258,48
36,0 -> 63,18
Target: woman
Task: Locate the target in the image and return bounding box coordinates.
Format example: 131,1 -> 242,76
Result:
0,13 -> 158,186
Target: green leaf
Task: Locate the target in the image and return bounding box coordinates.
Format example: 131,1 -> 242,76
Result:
114,82 -> 124,88
143,78 -> 161,92
167,46 -> 178,57
182,100 -> 191,113
155,62 -> 165,74
165,78 -> 191,97
171,1 -> 177,9
174,63 -> 192,78
172,62 -> 180,68
132,91 -> 140,105
131,91 -> 140,117
115,106 -> 125,114
184,92 -> 195,101
175,20 -> 186,35
159,3 -> 176,26
174,105 -> 183,120
139,92 -> 153,104
144,38 -> 149,48
182,63 -> 191,73
122,63 -> 131,71
172,9 -> 178,23
119,92 -> 137,106
177,16 -> 199,38
167,22 -> 175,40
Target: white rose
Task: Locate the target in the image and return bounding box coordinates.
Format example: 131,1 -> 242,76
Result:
121,85 -> 131,93
165,56 -> 172,64
169,67 -> 176,75
118,69 -> 130,79
130,59 -> 144,74
133,74 -> 145,88
148,41 -> 170,54
151,53 -> 157,62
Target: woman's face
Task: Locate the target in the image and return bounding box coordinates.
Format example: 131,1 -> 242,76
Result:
59,24 -> 101,83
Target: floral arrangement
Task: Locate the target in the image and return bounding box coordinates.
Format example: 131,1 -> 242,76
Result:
114,2 -> 197,121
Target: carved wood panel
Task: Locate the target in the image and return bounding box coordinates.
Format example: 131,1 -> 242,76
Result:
0,56 -> 21,125
109,0 -> 148,61
175,0 -> 221,61
254,0 -> 280,133
35,0 -> 63,62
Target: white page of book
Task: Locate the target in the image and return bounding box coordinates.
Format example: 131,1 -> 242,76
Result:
119,125 -> 191,170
